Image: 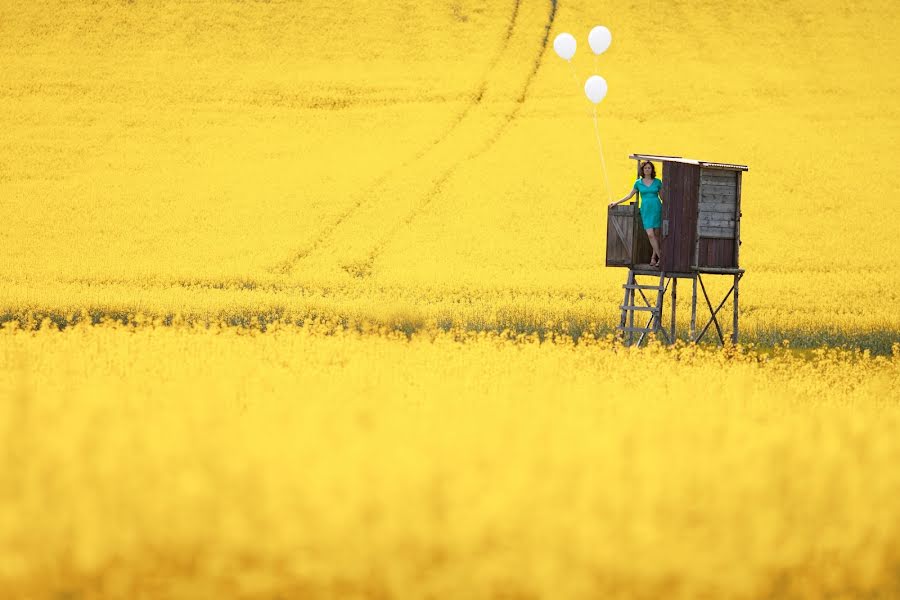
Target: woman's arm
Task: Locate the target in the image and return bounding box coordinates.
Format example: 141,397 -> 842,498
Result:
608,187 -> 637,208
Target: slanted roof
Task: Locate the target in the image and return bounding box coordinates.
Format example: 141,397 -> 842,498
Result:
629,153 -> 749,171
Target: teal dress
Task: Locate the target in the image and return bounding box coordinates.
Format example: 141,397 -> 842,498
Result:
634,178 -> 662,230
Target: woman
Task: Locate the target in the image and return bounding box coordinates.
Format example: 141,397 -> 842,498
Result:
609,160 -> 664,267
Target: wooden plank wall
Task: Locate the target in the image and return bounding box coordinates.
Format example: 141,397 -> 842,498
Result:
698,238 -> 736,268
696,168 -> 739,268
661,161 -> 699,272
698,169 -> 737,238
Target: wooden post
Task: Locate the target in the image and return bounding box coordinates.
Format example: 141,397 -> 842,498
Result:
690,274 -> 697,341
732,273 -> 740,344
627,277 -> 635,346
658,274 -> 664,341
620,271 -> 631,331
670,277 -> 677,343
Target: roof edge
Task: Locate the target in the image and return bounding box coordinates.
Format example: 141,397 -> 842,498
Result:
629,153 -> 749,171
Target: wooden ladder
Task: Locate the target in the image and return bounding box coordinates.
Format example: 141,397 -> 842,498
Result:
618,269 -> 668,346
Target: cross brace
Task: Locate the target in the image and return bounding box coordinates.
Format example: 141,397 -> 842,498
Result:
692,271 -> 744,345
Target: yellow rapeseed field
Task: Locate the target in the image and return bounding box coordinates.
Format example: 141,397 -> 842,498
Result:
2,0 -> 898,343
2,0 -> 900,597
2,323 -> 899,598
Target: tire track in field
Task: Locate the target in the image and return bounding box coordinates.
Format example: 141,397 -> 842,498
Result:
402,0 -> 522,166
269,0 -> 522,276
349,0 -> 558,278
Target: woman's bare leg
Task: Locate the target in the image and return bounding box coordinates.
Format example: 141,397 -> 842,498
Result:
646,228 -> 662,265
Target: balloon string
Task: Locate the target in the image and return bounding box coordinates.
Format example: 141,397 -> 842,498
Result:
569,62 -> 592,121
568,61 -> 580,94
592,105 -> 612,205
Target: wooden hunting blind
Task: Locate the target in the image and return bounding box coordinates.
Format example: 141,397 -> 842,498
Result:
605,153 -> 749,346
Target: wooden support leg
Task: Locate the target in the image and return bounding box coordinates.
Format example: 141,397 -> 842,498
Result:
653,277 -> 671,345
620,271 -> 632,332
732,273 -> 740,344
690,275 -> 697,341
627,275 -> 635,347
670,277 -> 677,344
657,273 -> 664,336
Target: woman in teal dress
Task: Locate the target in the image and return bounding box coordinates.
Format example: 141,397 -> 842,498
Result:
609,160 -> 665,267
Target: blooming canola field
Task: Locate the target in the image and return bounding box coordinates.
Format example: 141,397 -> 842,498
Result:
2,0 -> 900,597
2,0 -> 898,344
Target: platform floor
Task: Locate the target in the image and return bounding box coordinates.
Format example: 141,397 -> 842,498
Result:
628,264 -> 745,278
631,264 -> 695,278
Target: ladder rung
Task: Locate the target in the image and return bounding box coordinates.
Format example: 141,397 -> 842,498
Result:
617,326 -> 655,333
620,306 -> 659,312
623,284 -> 664,290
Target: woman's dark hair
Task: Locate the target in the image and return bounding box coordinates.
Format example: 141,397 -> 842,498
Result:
640,161 -> 656,179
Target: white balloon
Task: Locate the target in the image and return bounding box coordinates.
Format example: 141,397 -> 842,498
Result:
588,26 -> 612,55
584,75 -> 608,104
553,33 -> 576,61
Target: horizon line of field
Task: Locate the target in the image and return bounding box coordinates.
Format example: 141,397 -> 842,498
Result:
4,269 -> 897,353
1,307 -> 896,356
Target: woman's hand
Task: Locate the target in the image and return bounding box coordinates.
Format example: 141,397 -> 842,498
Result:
611,188 -> 637,209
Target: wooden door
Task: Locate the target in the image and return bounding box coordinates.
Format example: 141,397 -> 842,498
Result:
660,162 -> 700,272
606,204 -> 634,266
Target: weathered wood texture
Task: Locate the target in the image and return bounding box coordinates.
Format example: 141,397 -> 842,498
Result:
698,216 -> 736,227
697,238 -> 736,268
606,202 -> 653,267
661,161 -> 700,272
606,204 -> 634,266
699,227 -> 735,239
698,199 -> 736,213
634,210 -> 653,265
698,168 -> 738,239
